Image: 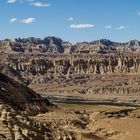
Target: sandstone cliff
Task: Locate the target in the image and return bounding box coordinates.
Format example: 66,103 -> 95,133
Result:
1,53 -> 140,96
3,53 -> 140,77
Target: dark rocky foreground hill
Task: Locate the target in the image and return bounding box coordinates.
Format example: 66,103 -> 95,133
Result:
0,72 -> 51,115
0,71 -> 54,139
0,70 -> 106,140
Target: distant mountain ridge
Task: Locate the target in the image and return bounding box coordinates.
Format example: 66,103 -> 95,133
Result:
0,37 -> 140,54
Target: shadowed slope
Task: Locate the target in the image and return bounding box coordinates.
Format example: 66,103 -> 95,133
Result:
0,73 -> 51,115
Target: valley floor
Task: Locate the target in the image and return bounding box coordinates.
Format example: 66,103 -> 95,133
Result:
31,103 -> 140,140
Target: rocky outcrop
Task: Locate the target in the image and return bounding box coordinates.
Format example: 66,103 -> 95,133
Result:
0,37 -> 72,54
74,39 -> 140,54
3,53 -> 140,77
0,104 -> 53,140
1,37 -> 140,96
0,103 -> 105,140
0,63 -> 27,85
0,73 -> 51,115
1,53 -> 140,96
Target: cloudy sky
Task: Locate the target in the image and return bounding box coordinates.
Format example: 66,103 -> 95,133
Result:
0,0 -> 140,42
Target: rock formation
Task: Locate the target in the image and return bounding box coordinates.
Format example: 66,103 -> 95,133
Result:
0,72 -> 107,140
0,104 -> 53,140
0,37 -> 140,54
1,37 -> 140,97
2,53 -> 140,77
0,37 -> 140,140
0,72 -> 51,115
1,52 -> 140,96
0,37 -> 72,54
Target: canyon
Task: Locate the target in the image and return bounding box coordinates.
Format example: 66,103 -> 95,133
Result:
1,52 -> 140,100
0,37 -> 140,140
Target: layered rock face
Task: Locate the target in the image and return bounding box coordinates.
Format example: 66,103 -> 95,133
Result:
0,63 -> 27,85
1,53 -> 140,96
1,36 -> 140,96
3,53 -> 140,77
0,72 -> 51,115
0,104 -> 53,140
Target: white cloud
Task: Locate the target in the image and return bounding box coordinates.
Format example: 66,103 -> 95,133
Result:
9,18 -> 17,23
30,2 -> 51,7
21,18 -> 35,24
7,0 -> 16,3
117,26 -> 128,30
70,24 -> 95,29
105,25 -> 112,29
68,17 -> 74,21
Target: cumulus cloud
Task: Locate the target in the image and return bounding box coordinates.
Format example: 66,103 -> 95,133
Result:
30,2 -> 51,7
68,17 -> 74,21
117,26 -> 128,30
21,18 -> 35,24
7,0 -> 17,3
105,25 -> 112,29
70,24 -> 95,29
9,18 -> 17,23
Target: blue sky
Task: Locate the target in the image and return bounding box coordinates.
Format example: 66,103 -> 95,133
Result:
0,0 -> 140,43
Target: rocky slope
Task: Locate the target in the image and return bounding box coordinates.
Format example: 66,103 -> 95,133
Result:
0,104 -> 53,140
0,63 -> 27,85
0,71 -> 109,140
0,72 -> 54,139
0,72 -> 51,115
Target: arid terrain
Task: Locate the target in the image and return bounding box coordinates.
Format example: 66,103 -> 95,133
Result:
0,37 -> 140,140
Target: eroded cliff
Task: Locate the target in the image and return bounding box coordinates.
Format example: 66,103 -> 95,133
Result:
1,53 -> 140,96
